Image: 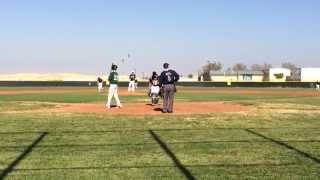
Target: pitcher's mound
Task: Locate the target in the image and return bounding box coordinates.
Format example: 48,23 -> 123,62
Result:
56,102 -> 250,115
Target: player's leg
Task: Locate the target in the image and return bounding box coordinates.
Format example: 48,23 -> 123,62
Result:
114,86 -> 122,107
133,82 -> 136,92
128,81 -> 134,92
135,81 -> 138,90
167,84 -> 175,113
131,81 -> 135,92
106,85 -> 115,108
98,83 -> 102,92
162,85 -> 169,113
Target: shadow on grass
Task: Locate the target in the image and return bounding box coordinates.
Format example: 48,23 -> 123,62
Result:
149,130 -> 196,180
246,129 -> 320,164
0,132 -> 48,179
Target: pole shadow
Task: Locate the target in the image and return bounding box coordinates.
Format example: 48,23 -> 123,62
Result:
245,129 -> 320,164
0,132 -> 48,179
149,130 -> 196,180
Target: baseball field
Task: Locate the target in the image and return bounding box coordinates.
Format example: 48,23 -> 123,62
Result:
0,86 -> 320,179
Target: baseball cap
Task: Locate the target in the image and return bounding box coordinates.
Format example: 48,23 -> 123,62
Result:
163,63 -> 169,69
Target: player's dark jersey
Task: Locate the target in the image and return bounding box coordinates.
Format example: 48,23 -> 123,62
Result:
129,74 -> 136,81
108,71 -> 119,84
159,70 -> 179,86
149,74 -> 159,86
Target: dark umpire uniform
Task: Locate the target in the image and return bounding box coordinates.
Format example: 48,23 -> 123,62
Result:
159,63 -> 180,113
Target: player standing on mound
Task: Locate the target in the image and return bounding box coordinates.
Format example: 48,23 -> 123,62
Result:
128,71 -> 136,92
159,63 -> 179,113
106,64 -> 122,109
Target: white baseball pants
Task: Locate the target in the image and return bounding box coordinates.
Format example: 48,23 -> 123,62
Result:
128,81 -> 135,92
106,84 -> 122,108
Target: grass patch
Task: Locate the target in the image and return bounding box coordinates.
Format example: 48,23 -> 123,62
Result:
0,87 -> 320,179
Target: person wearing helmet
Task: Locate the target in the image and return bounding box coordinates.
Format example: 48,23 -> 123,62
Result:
106,64 -> 122,109
97,77 -> 104,92
149,71 -> 161,105
159,63 -> 179,113
128,71 -> 136,92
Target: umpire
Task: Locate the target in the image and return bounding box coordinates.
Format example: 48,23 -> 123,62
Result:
159,63 -> 180,113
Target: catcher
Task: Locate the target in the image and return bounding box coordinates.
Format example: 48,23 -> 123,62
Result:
148,71 -> 161,105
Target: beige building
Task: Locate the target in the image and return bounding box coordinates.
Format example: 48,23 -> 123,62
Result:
211,71 -> 264,82
300,68 -> 320,82
179,74 -> 199,82
269,68 -> 291,82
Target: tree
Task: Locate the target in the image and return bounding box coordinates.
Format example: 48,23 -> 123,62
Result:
226,67 -> 232,72
200,61 -> 223,81
232,63 -> 247,71
250,63 -> 272,72
281,62 -> 300,81
250,63 -> 273,81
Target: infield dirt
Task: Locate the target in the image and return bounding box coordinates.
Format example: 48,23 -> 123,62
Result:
53,102 -> 250,115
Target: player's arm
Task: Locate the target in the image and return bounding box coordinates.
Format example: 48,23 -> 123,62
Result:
159,72 -> 164,86
174,71 -> 180,82
108,73 -> 113,82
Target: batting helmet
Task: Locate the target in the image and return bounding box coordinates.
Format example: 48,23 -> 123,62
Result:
111,64 -> 118,71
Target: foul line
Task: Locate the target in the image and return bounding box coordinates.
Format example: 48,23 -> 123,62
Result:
245,129 -> 320,164
149,130 -> 196,180
2,139 -> 320,149
0,127 -> 319,135
7,163 -> 295,172
0,132 -> 48,179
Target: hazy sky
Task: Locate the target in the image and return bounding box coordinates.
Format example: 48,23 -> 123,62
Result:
1,0 -> 320,75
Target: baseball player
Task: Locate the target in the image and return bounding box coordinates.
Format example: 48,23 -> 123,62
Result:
149,72 -> 159,87
97,77 -> 104,92
106,64 -> 122,109
159,63 -> 179,113
149,71 -> 161,105
128,71 -> 136,92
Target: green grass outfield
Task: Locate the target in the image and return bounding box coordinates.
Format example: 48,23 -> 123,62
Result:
0,87 -> 320,179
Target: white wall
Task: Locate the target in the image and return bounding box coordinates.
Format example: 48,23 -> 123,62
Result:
269,68 -> 291,82
211,75 -> 263,82
301,68 -> 320,82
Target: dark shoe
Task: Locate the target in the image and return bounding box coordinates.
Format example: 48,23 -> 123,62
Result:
168,111 -> 173,113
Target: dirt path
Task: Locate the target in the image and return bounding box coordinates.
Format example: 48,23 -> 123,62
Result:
54,102 -> 250,115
